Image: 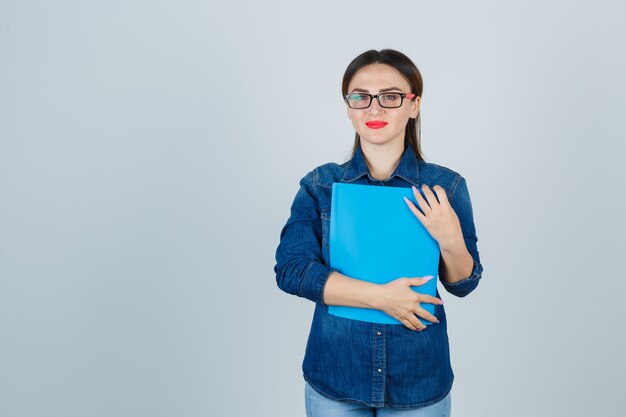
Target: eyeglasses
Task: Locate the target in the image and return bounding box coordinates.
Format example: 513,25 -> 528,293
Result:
344,92 -> 416,109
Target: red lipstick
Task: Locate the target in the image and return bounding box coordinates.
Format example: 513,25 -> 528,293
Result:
365,121 -> 388,129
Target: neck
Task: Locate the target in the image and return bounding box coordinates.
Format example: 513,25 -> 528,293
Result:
360,140 -> 404,181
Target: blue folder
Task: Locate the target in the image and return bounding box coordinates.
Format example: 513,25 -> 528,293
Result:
329,183 -> 440,325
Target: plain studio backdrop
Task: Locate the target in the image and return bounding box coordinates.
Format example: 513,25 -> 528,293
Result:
1,1 -> 625,416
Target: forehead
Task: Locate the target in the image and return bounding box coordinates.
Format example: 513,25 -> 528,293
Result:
347,63 -> 410,92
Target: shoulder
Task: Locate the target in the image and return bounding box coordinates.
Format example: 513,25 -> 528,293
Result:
418,160 -> 466,198
301,161 -> 348,189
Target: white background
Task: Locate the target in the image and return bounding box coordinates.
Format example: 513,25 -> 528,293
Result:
1,1 -> 625,416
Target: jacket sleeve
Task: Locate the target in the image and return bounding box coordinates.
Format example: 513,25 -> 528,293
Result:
274,170 -> 337,304
440,175 -> 483,297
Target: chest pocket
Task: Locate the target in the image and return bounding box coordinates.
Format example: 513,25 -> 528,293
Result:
320,208 -> 331,250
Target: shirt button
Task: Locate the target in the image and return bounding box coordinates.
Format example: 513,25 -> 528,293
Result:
376,331 -> 382,336
377,368 -> 382,373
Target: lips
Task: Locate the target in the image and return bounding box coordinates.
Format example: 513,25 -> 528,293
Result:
365,121 -> 388,129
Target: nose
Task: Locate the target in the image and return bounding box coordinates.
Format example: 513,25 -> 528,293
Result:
367,99 -> 384,115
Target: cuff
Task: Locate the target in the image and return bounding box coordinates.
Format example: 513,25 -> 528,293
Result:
299,261 -> 339,305
440,260 -> 483,298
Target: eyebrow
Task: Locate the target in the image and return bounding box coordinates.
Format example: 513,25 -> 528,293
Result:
350,87 -> 404,93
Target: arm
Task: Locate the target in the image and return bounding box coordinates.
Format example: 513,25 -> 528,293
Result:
404,177 -> 483,297
441,176 -> 483,297
324,271 -> 442,331
274,170 -> 335,304
439,240 -> 474,284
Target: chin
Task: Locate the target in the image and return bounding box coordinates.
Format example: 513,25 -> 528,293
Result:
360,134 -> 401,147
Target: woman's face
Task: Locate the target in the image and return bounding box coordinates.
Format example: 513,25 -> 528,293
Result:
346,63 -> 420,149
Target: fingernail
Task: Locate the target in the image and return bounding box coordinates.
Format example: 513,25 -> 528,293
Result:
439,299 -> 444,305
403,196 -> 409,204
434,318 -> 440,323
423,275 -> 434,282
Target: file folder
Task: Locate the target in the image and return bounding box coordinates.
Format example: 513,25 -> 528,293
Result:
328,183 -> 440,325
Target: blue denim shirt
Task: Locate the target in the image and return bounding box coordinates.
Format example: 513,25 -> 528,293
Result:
274,144 -> 483,409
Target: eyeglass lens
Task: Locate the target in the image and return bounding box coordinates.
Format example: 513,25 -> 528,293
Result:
346,93 -> 404,109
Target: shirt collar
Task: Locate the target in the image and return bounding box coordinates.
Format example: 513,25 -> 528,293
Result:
342,143 -> 421,187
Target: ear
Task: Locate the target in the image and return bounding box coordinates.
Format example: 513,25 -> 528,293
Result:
410,96 -> 421,119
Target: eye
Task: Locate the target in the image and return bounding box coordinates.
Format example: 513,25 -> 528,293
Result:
383,94 -> 400,101
348,94 -> 367,101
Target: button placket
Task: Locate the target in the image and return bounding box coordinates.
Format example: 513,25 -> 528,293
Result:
371,324 -> 386,405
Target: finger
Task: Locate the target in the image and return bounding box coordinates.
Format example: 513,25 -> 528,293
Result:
421,184 -> 440,209
400,313 -> 425,331
403,196 -> 426,222
407,276 -> 434,287
417,294 -> 444,306
400,317 -> 418,331
411,185 -> 432,214
414,307 -> 440,324
432,185 -> 451,207
409,314 -> 427,331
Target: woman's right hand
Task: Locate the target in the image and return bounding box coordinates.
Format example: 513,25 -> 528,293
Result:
375,276 -> 443,331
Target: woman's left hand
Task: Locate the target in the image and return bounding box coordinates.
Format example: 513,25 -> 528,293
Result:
403,184 -> 463,249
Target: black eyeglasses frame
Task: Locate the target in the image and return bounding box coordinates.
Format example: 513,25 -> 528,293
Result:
344,92 -> 417,109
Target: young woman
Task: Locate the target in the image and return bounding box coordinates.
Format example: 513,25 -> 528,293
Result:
274,49 -> 483,417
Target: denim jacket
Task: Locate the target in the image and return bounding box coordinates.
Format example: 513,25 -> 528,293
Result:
274,144 -> 483,409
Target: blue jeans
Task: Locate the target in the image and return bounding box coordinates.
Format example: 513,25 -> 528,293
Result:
305,382 -> 452,417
